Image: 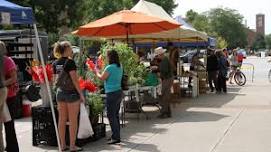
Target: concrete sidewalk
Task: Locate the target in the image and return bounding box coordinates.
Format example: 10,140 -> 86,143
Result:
14,82 -> 271,152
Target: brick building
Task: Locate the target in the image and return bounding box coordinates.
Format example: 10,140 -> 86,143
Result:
246,14 -> 266,48
246,28 -> 257,48
256,14 -> 265,35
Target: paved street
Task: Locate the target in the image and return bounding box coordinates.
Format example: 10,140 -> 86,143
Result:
13,57 -> 271,152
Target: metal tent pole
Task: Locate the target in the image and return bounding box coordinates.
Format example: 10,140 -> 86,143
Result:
33,24 -> 61,152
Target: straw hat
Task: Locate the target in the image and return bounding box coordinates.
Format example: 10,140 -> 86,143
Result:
154,47 -> 166,57
0,41 -> 7,55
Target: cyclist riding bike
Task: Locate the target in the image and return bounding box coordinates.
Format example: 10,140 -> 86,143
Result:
229,50 -> 239,84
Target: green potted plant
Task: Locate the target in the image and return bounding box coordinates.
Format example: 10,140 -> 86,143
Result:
86,93 -> 104,126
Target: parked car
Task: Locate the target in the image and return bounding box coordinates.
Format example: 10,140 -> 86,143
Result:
179,49 -> 205,63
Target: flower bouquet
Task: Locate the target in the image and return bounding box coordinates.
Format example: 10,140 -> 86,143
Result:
30,64 -> 53,84
28,64 -> 54,106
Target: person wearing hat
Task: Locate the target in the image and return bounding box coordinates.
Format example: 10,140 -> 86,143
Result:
154,47 -> 173,118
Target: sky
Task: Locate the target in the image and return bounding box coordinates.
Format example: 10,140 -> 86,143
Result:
174,0 -> 270,34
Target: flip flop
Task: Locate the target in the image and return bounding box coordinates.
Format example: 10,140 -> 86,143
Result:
61,147 -> 69,151
70,146 -> 83,152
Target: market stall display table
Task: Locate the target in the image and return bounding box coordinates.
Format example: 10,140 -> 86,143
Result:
122,85 -> 160,123
177,71 -> 199,98
197,70 -> 208,94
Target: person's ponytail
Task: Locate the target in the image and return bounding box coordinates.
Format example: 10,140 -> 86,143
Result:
53,42 -> 62,59
53,41 -> 72,59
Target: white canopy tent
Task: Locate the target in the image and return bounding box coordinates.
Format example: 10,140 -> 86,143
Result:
108,0 -> 208,42
130,0 -> 207,41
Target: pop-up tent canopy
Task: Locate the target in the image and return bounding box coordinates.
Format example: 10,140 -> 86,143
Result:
129,0 -> 208,41
0,1 -> 60,151
0,0 -> 34,24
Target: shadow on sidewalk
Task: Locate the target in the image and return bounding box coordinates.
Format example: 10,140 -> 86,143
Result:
15,85 -> 244,151
84,140 -> 161,152
178,86 -> 244,109
175,111 -> 228,123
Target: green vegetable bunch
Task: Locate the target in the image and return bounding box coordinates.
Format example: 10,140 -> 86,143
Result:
86,93 -> 104,117
73,51 -> 88,79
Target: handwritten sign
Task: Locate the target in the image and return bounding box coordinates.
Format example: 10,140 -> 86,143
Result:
1,12 -> 11,25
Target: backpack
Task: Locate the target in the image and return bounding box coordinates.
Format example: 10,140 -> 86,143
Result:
55,59 -> 76,91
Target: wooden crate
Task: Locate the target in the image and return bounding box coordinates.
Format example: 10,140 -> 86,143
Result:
199,79 -> 207,94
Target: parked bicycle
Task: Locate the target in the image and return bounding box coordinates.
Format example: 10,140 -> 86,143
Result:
228,66 -> 247,86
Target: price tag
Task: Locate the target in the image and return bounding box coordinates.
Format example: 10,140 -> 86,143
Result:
1,12 -> 11,25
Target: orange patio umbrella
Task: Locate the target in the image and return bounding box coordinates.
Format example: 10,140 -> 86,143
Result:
74,10 -> 180,39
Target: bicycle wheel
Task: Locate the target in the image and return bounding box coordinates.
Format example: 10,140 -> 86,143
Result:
234,72 -> 246,86
268,70 -> 271,82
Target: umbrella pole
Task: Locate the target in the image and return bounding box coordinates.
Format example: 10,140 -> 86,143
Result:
126,30 -> 128,44
126,24 -> 130,45
33,24 -> 62,152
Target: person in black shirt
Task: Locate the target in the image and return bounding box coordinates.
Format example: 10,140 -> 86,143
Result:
168,42 -> 179,76
207,48 -> 219,92
53,41 -> 85,152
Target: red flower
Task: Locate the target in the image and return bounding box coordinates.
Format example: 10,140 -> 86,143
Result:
78,77 -> 97,92
79,77 -> 86,90
84,79 -> 97,92
86,58 -> 96,71
46,64 -> 53,82
31,64 -> 53,84
31,66 -> 40,82
97,55 -> 104,69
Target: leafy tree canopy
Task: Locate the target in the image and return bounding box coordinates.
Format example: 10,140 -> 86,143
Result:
185,8 -> 248,49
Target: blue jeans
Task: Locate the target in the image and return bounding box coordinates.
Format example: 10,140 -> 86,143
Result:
106,90 -> 122,140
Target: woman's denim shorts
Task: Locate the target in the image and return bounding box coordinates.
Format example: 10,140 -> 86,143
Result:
56,89 -> 80,103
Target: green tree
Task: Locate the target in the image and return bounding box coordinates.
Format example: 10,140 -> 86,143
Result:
208,8 -> 247,49
86,0 -> 178,21
141,0 -> 178,15
192,14 -> 210,34
265,34 -> 271,49
85,0 -> 134,21
9,0 -> 178,45
185,10 -> 213,36
186,9 -> 198,23
186,8 -> 248,49
253,34 -> 266,50
217,37 -> 228,49
10,0 -> 88,33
